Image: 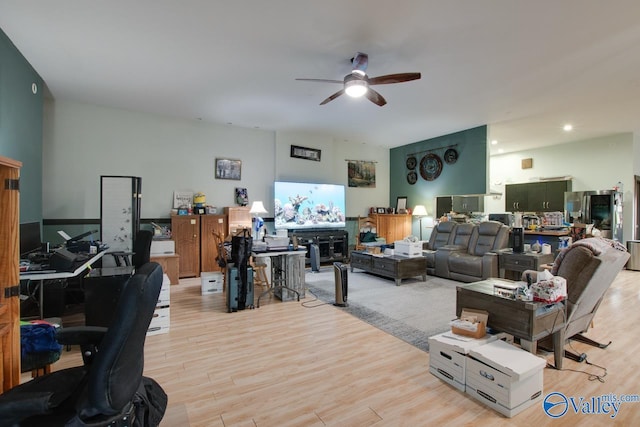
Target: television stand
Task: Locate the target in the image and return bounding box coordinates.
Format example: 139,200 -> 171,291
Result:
289,230 -> 348,265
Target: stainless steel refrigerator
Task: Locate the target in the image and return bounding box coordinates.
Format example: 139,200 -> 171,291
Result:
564,190 -> 623,240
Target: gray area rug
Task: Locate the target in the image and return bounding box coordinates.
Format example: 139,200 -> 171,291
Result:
305,267 -> 460,352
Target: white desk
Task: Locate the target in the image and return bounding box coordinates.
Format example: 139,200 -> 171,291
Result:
253,248 -> 306,307
20,251 -> 105,319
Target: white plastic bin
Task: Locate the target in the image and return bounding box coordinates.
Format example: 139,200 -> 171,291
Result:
201,272 -> 224,295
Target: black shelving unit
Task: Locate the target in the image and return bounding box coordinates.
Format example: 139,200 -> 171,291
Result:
289,229 -> 348,265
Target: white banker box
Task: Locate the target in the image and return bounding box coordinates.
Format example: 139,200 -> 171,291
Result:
466,339 -> 546,417
394,240 -> 422,257
428,332 -> 498,392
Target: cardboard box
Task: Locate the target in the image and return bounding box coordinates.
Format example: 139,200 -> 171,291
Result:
451,308 -> 488,339
428,332 -> 499,392
466,340 -> 546,417
394,241 -> 422,257
201,272 -> 224,295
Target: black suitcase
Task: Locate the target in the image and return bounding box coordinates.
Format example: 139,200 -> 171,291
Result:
226,265 -> 254,312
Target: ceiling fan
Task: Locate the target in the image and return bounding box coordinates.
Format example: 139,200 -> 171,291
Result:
296,52 -> 421,106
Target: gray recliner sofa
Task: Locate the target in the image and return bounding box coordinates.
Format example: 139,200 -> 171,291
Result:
434,221 -> 509,282
423,221 -> 457,275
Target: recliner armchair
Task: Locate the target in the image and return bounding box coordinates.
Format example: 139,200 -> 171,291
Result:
435,221 -> 509,282
523,237 -> 629,362
0,262 -> 167,426
424,221 -> 457,275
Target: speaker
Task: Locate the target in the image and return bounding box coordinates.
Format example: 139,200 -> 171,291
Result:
512,227 -> 524,253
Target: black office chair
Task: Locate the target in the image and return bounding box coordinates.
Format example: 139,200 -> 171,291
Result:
108,229 -> 153,268
0,262 -> 167,426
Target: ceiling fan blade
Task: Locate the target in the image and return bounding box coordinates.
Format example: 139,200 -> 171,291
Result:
320,89 -> 345,105
296,78 -> 343,84
366,88 -> 387,107
368,72 -> 421,85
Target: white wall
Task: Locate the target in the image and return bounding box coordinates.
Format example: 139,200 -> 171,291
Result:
486,133 -> 634,241
43,100 -> 390,219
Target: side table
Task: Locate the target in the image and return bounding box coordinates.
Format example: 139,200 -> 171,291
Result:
498,250 -> 554,280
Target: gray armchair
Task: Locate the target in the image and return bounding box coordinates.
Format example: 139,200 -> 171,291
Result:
435,221 -> 509,282
424,221 -> 457,275
523,237 -> 629,362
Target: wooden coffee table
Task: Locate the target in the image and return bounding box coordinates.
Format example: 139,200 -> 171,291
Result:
350,251 -> 427,286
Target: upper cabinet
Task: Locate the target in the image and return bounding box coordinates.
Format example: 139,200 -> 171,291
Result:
452,196 -> 484,213
505,180 -> 572,212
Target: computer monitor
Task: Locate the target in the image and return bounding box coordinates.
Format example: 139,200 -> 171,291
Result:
20,222 -> 42,257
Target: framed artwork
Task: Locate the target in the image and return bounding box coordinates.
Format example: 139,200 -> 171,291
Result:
396,196 -> 408,214
376,207 -> 387,214
348,160 -> 376,188
215,158 -> 241,180
290,145 -> 321,161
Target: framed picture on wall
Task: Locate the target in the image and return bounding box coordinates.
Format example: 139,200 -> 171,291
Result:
215,158 -> 242,180
290,145 -> 321,161
396,196 -> 408,214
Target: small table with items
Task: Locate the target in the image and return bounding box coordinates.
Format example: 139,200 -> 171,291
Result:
456,278 -> 566,368
498,249 -> 555,280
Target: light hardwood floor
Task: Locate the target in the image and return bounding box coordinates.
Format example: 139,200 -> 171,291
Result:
48,269 -> 640,426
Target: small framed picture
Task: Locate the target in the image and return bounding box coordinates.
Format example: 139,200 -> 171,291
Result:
376,207 -> 387,214
396,196 -> 408,214
290,145 -> 321,161
215,158 -> 241,180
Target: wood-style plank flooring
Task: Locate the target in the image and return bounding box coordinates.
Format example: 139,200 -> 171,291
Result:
47,269 -> 640,426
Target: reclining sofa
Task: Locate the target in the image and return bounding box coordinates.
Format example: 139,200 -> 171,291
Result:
434,221 -> 510,282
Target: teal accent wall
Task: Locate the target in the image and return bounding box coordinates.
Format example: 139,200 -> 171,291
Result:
0,28 -> 44,224
389,126 -> 487,212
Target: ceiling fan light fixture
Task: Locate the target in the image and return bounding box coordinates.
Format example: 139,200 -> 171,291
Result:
345,79 -> 368,98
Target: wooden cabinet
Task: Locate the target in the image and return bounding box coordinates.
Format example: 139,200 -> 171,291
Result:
0,156 -> 22,393
505,180 -> 571,212
371,214 -> 412,243
171,215 -> 200,278
452,196 -> 484,213
200,214 -> 227,272
225,206 -> 251,235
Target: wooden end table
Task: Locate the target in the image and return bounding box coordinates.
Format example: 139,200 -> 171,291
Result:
456,278 -> 566,368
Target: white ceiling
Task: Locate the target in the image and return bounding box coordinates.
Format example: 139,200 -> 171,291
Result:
2,1 -> 640,155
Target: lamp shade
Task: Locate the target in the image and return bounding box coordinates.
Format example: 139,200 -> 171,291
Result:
412,205 -> 427,216
249,201 -> 268,215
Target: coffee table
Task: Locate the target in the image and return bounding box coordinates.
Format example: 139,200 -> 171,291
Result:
456,277 -> 566,368
350,251 -> 427,286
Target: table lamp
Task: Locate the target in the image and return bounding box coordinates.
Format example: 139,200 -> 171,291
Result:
412,205 -> 428,241
249,201 -> 268,239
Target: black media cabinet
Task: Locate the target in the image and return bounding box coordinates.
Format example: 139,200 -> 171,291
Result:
289,229 -> 348,265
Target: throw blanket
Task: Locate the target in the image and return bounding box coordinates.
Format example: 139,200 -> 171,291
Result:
551,237 -> 626,275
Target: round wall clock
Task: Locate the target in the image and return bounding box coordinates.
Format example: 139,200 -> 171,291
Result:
419,153 -> 443,181
444,148 -> 458,164
407,171 -> 417,185
406,156 -> 417,170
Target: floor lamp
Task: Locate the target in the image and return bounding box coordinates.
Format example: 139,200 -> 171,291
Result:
412,205 -> 428,241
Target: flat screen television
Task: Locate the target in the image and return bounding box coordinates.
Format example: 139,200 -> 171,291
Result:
274,181 -> 346,230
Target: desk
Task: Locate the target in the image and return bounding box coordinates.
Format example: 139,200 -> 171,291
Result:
150,254 -> 180,285
20,251 -> 105,319
456,278 -> 566,369
253,249 -> 306,307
